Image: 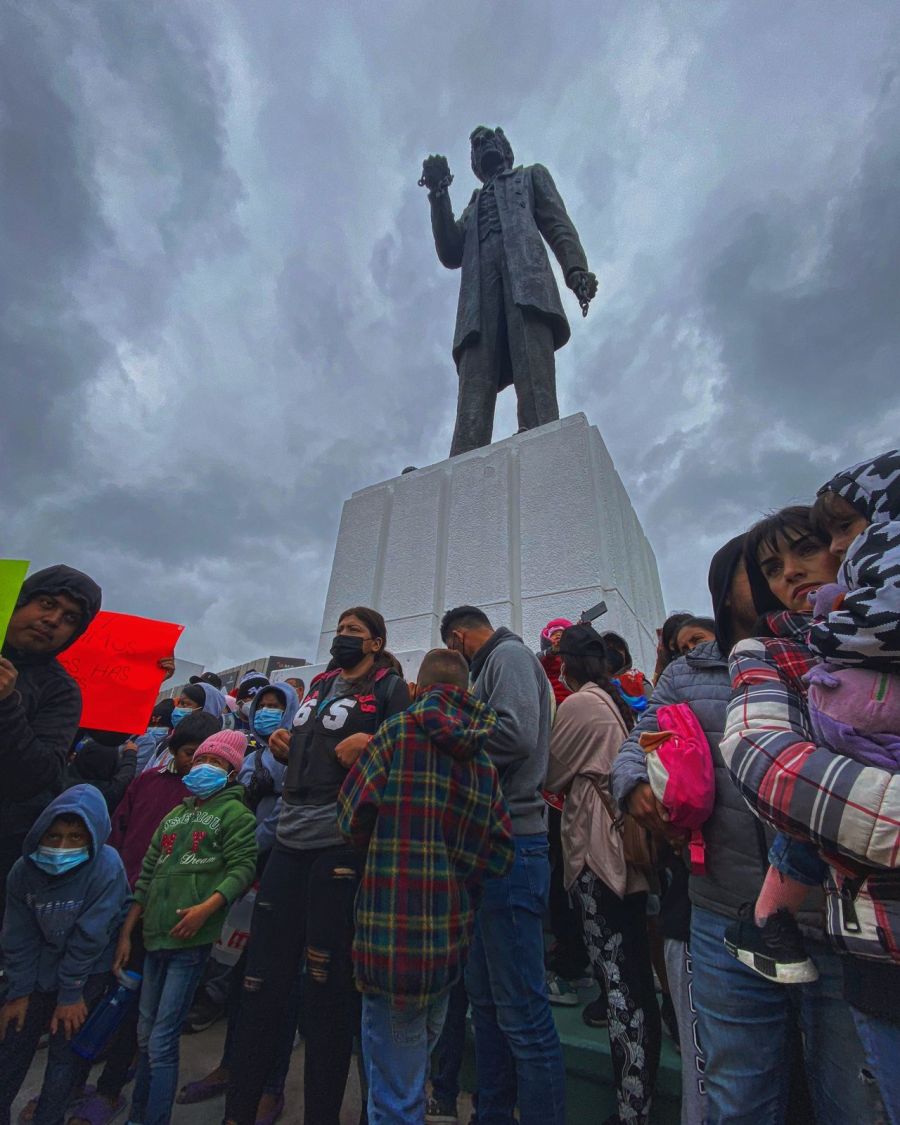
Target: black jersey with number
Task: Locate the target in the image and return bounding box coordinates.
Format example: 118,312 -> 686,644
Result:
282,667 -> 409,808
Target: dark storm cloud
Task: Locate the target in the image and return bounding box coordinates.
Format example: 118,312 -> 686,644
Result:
4,0 -> 900,665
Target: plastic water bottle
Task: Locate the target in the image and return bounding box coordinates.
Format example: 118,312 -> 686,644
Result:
71,970 -> 142,1060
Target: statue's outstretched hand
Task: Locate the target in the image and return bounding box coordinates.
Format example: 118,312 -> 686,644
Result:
418,154 -> 453,196
568,269 -> 598,317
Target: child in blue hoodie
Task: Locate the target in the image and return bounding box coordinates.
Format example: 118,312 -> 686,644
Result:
0,785 -> 129,1125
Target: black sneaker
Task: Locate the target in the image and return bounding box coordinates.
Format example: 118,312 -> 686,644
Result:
581,997 -> 608,1028
424,1096 -> 458,1124
183,990 -> 225,1033
724,907 -> 819,984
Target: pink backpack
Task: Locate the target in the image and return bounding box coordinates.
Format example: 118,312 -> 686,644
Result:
639,702 -> 715,874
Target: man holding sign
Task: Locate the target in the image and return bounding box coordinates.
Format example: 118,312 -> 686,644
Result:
0,564 -> 102,914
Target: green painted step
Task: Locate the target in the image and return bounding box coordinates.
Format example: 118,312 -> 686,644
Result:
458,997 -> 683,1124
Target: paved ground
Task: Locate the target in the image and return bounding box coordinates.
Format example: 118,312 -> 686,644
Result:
11,1020 -> 474,1124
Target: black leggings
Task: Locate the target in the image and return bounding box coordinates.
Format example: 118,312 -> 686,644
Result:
574,871 -> 661,1125
224,844 -> 361,1125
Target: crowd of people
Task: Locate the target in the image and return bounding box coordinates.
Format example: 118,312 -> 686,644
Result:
0,447 -> 897,1125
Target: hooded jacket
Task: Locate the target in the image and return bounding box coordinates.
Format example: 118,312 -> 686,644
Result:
1,785 -> 128,1004
240,681 -> 298,852
338,685 -> 513,1006
133,783 -> 257,951
141,683 -> 227,773
809,450 -> 900,670
64,739 -> 137,811
468,627 -> 554,835
1,566 -> 102,843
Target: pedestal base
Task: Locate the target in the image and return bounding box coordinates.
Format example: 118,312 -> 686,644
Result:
312,413 -> 665,677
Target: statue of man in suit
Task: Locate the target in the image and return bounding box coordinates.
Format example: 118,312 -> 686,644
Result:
420,126 -> 597,456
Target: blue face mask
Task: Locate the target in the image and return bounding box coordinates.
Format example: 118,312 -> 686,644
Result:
183,763 -> 229,799
30,846 -> 90,876
146,726 -> 169,741
170,707 -> 193,727
253,708 -> 283,738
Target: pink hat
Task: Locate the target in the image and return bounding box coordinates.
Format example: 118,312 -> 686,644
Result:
194,730 -> 247,773
541,618 -> 574,641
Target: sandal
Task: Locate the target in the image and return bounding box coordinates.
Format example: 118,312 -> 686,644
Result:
20,1085 -> 96,1125
175,1076 -> 230,1105
255,1094 -> 285,1125
66,1092 -> 126,1125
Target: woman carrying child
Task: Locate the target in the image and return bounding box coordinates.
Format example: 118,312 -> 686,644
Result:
721,450 -> 900,1122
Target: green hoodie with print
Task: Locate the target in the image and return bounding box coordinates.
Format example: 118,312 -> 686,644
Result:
133,784 -> 257,951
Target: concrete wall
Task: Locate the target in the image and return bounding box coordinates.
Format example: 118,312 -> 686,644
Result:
317,414 -> 666,675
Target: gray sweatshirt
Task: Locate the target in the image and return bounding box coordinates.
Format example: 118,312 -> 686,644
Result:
469,627 -> 552,836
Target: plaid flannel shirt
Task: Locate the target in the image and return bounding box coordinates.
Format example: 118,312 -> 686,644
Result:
338,685 -> 514,1006
721,611 -> 900,961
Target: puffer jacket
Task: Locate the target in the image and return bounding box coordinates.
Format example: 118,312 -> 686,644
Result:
611,640 -> 825,932
722,622 -> 900,965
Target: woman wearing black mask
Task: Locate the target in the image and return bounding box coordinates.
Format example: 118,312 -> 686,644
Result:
224,607 -> 409,1125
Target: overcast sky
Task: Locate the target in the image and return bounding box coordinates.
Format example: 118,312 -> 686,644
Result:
4,1 -> 900,670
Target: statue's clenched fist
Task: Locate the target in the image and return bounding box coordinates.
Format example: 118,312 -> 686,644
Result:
568,269 -> 598,317
418,154 -> 454,196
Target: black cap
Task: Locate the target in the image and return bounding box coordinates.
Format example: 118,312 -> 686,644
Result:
190,671 -> 223,690
557,624 -> 607,660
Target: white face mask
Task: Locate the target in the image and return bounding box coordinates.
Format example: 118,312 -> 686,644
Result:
559,662 -> 572,692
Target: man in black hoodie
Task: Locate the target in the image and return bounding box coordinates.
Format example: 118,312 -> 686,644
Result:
0,564 -> 102,913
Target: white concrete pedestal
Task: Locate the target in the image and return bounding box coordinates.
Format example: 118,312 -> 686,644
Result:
303,414 -> 665,680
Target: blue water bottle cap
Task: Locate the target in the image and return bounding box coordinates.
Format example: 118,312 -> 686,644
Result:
117,969 -> 142,990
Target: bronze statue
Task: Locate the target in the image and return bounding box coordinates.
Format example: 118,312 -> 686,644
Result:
420,126 -> 597,456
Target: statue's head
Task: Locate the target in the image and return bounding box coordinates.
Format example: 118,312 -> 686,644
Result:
469,126 -> 514,183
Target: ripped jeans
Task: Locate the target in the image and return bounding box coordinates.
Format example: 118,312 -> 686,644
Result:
223,843 -> 361,1125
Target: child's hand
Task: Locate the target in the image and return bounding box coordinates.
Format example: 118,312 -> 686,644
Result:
0,995 -> 29,1036
335,732 -> 371,768
51,999 -> 87,1039
113,935 -> 131,976
170,901 -> 215,940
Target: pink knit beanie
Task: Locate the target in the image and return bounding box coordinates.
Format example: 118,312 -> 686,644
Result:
194,729 -> 247,773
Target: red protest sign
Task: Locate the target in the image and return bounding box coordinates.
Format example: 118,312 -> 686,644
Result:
59,611 -> 185,733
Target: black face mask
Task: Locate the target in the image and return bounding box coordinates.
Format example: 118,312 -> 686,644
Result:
330,635 -> 367,670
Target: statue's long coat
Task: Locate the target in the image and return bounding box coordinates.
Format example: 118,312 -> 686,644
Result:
430,163 -> 589,388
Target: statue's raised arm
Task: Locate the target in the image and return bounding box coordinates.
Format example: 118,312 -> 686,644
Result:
420,126 -> 598,456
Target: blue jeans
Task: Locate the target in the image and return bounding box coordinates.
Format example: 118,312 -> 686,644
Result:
131,946 -> 210,1125
362,992 -> 450,1125
465,834 -> 566,1125
0,975 -> 106,1125
430,973 -> 469,1106
768,833 -> 828,886
691,907 -> 881,1124
851,1007 -> 900,1125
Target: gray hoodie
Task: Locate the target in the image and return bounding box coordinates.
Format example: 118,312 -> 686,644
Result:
468,627 -> 553,836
